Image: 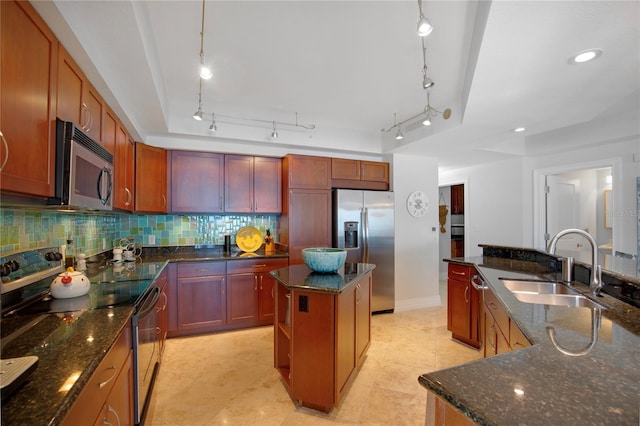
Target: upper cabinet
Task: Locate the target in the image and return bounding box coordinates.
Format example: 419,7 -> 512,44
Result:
284,155 -> 331,189
135,143 -> 167,214
225,155 -> 282,213
0,0 -> 58,198
169,150 -> 224,214
113,123 -> 135,211
451,184 -> 464,214
331,158 -> 389,190
56,46 -> 108,152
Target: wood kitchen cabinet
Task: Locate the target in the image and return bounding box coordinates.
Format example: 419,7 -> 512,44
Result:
156,268 -> 169,359
426,391 -> 475,426
113,124 -> 135,211
174,261 -> 227,336
56,45 -> 106,150
169,150 -> 224,213
281,154 -> 332,265
224,155 -> 282,213
331,158 -> 390,190
451,184 -> 464,214
483,284 -> 531,357
274,270 -> 372,412
0,0 -> 57,198
62,324 -> 133,426
447,263 -> 481,349
226,258 -> 288,327
135,142 -> 167,213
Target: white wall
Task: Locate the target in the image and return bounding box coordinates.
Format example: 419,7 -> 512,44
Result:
439,157 -> 528,257
392,153 -> 441,311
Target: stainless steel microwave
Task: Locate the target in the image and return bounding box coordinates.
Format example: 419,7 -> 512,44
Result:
48,119 -> 113,211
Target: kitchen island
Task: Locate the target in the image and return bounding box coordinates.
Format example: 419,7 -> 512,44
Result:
420,248 -> 640,425
270,263 -> 375,412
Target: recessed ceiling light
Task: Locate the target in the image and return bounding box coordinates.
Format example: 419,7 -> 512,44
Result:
569,49 -> 603,64
514,127 -> 526,133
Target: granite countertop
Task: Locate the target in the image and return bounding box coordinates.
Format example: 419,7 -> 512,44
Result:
420,254 -> 640,425
270,263 -> 376,294
2,245 -> 289,425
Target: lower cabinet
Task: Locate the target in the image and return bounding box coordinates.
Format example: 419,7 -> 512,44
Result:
483,285 -> 531,357
447,263 -> 481,348
168,258 -> 288,337
425,391 -> 475,426
274,271 -> 372,412
62,324 -> 133,426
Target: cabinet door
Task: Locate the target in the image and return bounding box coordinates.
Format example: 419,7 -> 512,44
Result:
258,272 -> 276,321
360,161 -> 389,183
135,143 -> 166,213
483,309 -> 497,358
224,155 -> 253,213
0,0 -> 57,197
94,351 -> 134,426
331,158 -> 360,180
114,124 -> 134,211
254,156 -> 282,213
155,270 -> 168,359
336,285 -> 356,399
287,189 -> 332,265
447,279 -> 471,338
83,84 -> 104,144
227,273 -> 258,326
57,45 -> 85,127
451,184 -> 464,214
285,155 -> 331,189
170,150 -> 224,213
102,107 -> 117,157
177,275 -> 226,331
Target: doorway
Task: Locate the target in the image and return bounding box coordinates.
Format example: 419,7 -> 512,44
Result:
540,166 -> 612,266
438,183 -> 466,278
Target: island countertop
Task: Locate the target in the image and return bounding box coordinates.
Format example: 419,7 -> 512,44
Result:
419,253 -> 640,425
270,263 -> 376,294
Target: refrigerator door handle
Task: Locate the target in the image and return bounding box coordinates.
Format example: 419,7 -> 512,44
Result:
362,207 -> 369,263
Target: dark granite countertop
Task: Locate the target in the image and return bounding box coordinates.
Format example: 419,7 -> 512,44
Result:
421,253 -> 640,425
270,263 -> 376,294
2,245 -> 288,425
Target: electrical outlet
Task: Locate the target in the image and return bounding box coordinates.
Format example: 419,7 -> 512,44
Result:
148,235 -> 156,245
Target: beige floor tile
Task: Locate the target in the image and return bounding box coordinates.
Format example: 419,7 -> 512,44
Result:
147,281 -> 481,425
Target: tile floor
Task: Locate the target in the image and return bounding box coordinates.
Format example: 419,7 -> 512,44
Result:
146,282 -> 482,425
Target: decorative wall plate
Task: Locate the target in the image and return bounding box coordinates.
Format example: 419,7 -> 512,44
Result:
407,191 -> 428,218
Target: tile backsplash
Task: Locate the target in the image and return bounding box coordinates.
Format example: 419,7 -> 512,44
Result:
0,208 -> 279,257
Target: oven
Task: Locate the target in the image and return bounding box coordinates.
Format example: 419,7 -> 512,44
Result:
132,284 -> 161,425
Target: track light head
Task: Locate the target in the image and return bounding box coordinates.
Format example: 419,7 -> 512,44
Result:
200,65 -> 213,80
423,75 -> 434,89
395,127 -> 404,140
422,110 -> 432,126
193,109 -> 203,121
417,16 -> 433,37
271,121 -> 278,138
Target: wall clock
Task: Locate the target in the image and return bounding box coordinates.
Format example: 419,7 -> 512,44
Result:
407,191 -> 428,218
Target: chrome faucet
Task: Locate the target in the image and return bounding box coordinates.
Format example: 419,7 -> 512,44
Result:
547,228 -> 603,296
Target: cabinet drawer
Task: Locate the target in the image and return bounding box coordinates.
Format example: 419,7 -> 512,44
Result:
62,325 -> 132,425
177,261 -> 226,277
448,263 -> 472,281
227,258 -> 288,274
484,288 -> 510,338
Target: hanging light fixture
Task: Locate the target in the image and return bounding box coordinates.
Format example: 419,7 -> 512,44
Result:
198,0 -> 212,80
193,78 -> 204,120
421,38 -> 434,89
417,0 -> 433,37
271,121 -> 278,138
393,113 -> 404,140
208,113 -> 217,132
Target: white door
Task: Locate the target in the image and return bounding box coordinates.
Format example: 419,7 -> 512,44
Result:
545,175 -> 589,261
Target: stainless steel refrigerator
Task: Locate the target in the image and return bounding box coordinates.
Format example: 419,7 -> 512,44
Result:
333,189 -> 395,313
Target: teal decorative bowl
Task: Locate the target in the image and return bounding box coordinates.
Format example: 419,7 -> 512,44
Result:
301,248 -> 347,273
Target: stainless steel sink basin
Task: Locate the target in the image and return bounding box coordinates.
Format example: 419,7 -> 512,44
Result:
500,279 -> 603,309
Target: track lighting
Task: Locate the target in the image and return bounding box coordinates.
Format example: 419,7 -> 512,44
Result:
209,114 -> 217,132
417,0 -> 433,37
422,111 -> 432,126
271,121 -> 278,138
198,0 -> 212,80
421,38 -> 435,89
395,127 -> 404,140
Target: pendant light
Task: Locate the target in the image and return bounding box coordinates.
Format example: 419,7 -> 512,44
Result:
271,121 -> 278,138
421,38 -> 434,89
393,113 -> 404,140
209,114 -> 217,132
417,0 -> 433,37
198,0 -> 212,80
193,78 -> 204,120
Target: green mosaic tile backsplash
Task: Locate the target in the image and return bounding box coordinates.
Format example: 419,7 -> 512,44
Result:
0,208 -> 279,257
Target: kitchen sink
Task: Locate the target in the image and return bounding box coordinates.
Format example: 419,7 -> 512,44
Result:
500,279 -> 603,309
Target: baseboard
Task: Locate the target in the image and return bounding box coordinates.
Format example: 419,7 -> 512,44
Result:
394,295 -> 442,312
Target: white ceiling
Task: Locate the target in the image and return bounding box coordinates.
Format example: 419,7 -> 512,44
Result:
32,1 -> 640,170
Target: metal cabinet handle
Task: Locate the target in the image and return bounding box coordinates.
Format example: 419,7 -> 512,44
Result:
451,270 -> 466,276
161,194 -> 167,208
464,285 -> 469,304
124,187 -> 132,206
81,102 -> 90,130
103,404 -> 121,426
488,325 -> 496,351
0,130 -> 8,172
99,364 -> 117,389
254,275 -> 258,291
356,283 -> 361,304
471,274 -> 488,290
